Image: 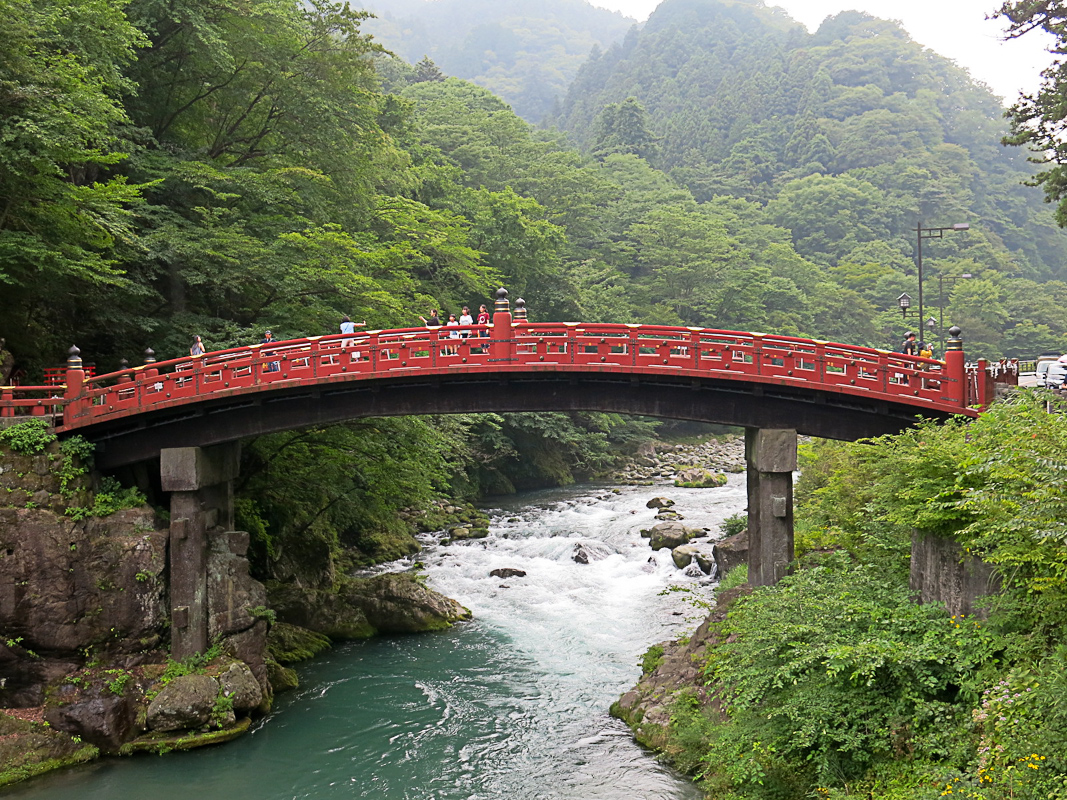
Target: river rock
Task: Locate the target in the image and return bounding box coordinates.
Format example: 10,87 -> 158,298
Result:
265,656 -> 299,694
147,674 -> 220,732
218,661 -> 263,713
648,522 -> 700,551
267,583 -> 375,640
712,529 -> 748,577
345,572 -> 472,633
489,568 -> 526,579
573,545 -> 590,564
267,622 -> 332,663
44,690 -> 138,752
671,545 -> 714,574
673,468 -> 727,488
645,497 -> 675,509
450,526 -> 489,540
655,510 -> 683,521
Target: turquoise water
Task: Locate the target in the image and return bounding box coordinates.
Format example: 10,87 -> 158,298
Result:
8,480 -> 746,799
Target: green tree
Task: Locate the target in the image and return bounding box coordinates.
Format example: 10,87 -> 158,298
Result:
590,97 -> 660,163
0,0 -> 146,361
413,55 -> 444,82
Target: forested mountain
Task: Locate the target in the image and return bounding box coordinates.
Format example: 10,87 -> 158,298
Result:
549,0 -> 1067,357
355,0 -> 634,121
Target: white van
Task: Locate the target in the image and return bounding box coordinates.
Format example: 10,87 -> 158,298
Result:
1038,358 -> 1067,388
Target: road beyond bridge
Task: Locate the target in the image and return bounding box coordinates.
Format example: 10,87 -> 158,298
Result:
0,289 -> 1015,658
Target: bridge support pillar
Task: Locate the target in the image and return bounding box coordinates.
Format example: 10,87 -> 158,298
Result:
745,428 -> 796,587
161,443 -> 240,660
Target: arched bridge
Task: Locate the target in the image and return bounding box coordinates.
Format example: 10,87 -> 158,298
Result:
0,295 -> 1015,658
1,303 -> 1001,470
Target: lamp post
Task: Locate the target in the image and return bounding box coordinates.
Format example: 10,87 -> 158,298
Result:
916,222 -> 969,334
937,272 -> 973,354
897,292 -> 911,318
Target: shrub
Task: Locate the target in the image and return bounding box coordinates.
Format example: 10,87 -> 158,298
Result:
689,553 -> 998,797
0,419 -> 55,454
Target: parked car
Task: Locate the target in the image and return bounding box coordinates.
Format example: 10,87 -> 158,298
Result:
1039,359 -> 1067,389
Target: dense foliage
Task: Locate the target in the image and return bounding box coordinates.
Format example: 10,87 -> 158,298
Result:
664,396 -> 1067,799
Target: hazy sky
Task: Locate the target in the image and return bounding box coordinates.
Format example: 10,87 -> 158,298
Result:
591,0 -> 1055,104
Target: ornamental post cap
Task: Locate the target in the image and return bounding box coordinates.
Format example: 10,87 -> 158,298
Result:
144,347 -> 156,364
948,326 -> 962,338
494,287 -> 510,314
67,346 -> 82,366
513,297 -> 527,320
120,358 -> 129,368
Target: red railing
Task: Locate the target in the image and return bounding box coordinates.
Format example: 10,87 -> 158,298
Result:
0,322 -> 979,430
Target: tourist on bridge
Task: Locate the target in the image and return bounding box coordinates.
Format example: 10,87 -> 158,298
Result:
419,309 -> 442,327
190,335 -> 205,357
459,306 -> 473,339
445,313 -> 460,355
901,331 -> 918,356
477,304 -> 490,336
260,330 -> 280,372
339,315 -> 366,349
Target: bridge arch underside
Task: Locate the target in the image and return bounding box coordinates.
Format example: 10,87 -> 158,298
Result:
82,371 -> 958,468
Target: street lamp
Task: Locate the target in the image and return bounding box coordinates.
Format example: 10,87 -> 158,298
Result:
897,292 -> 911,317
916,222 -> 969,333
937,272 -> 973,354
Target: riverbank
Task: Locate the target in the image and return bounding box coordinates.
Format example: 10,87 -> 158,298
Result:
2,465 -> 751,799
0,425 -> 744,789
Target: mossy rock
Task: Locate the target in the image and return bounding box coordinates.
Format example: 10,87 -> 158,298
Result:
119,717 -> 251,755
266,622 -> 332,664
0,713 -> 99,788
673,470 -> 728,488
264,655 -> 299,694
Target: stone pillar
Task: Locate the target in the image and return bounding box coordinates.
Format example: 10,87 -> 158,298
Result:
161,443 -> 240,660
745,428 -> 796,587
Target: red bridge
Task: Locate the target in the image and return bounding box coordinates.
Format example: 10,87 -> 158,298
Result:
0,291 -> 1017,655
1,292 -> 1005,470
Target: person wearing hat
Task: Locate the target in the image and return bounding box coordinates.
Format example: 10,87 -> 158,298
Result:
260,330 -> 280,372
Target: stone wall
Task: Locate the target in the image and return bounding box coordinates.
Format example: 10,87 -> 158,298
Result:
910,532 -> 1001,618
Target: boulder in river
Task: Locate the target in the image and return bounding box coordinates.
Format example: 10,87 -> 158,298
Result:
645,497 -> 675,510
147,674 -> 219,732
671,545 -> 715,575
712,529 -> 748,577
44,690 -> 138,752
218,661 -> 264,713
673,468 -> 727,488
648,522 -> 701,551
654,510 -> 683,521
489,568 -> 527,579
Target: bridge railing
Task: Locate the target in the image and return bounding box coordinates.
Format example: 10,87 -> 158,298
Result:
511,323 -> 957,404
2,317 -> 980,430
0,385 -> 65,421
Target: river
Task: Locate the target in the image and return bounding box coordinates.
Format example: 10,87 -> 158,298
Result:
7,476 -> 746,799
